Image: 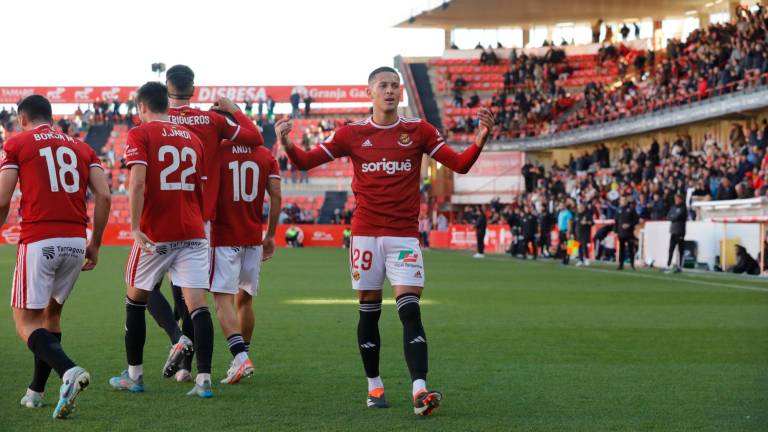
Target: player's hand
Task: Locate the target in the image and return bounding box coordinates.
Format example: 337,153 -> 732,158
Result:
475,107 -> 495,148
132,229 -> 155,254
262,235 -> 275,261
212,97 -> 240,114
82,243 -> 100,271
275,118 -> 293,148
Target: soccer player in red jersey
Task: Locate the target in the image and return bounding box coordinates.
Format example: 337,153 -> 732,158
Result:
276,66 -> 494,416
209,141 -> 281,384
108,82 -> 215,398
0,95 -> 111,419
145,64 -> 265,382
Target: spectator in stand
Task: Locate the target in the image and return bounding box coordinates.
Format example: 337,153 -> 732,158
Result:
575,201 -> 594,266
267,96 -> 276,121
556,201 -> 573,265
473,205 -> 487,258
520,205 -> 538,259
436,213 -> 448,231
666,193 -> 687,273
615,196 -> 639,270
418,213 -> 431,249
290,90 -> 301,118
716,177 -> 737,200
303,94 -> 313,117
620,23 -> 630,41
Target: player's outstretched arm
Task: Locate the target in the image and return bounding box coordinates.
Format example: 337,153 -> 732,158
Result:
431,108 -> 495,174
276,118 -> 333,170
213,97 -> 265,147
0,169 -> 19,226
263,177 -> 282,261
128,165 -> 154,254
83,166 -> 112,271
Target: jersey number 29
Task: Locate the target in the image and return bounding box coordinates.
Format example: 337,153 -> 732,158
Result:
228,160 -> 260,202
40,146 -> 79,193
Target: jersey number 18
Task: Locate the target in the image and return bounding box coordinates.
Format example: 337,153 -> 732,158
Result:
40,146 -> 79,193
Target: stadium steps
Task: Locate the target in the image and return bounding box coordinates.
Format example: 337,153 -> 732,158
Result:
317,191 -> 348,223
408,63 -> 443,130
84,123 -> 113,153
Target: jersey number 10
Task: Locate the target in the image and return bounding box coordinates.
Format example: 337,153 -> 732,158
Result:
40,146 -> 80,193
228,160 -> 260,202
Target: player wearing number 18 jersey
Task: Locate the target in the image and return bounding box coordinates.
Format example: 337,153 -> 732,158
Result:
109,82 -> 216,399
209,143 -> 281,384
0,95 -> 111,419
277,67 -> 495,416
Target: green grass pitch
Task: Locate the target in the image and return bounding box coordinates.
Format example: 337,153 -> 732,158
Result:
0,246 -> 766,431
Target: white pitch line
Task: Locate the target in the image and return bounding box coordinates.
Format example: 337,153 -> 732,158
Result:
284,298 -> 437,305
468,253 -> 768,293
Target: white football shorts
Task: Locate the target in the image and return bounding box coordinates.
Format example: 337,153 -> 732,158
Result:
125,239 -> 209,291
10,237 -> 87,309
209,246 -> 263,296
349,236 -> 425,290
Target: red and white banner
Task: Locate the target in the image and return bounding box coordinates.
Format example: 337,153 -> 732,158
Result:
0,224 -> 350,247
0,85 -> 371,104
429,224 -> 513,254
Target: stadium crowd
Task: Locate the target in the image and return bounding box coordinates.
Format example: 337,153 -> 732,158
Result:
447,5 -> 768,140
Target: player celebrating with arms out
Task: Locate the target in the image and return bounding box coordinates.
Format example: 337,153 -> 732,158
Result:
276,66 -> 494,416
0,95 -> 111,419
209,136 -> 281,384
109,82 -> 216,398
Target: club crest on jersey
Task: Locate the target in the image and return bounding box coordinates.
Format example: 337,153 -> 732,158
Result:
398,250 -> 418,263
398,133 -> 413,147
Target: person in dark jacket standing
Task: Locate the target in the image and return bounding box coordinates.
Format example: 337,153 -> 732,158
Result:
615,196 -> 639,270
520,205 -> 538,259
666,194 -> 687,272
575,201 -> 594,266
538,205 -> 553,257
474,205 -> 487,258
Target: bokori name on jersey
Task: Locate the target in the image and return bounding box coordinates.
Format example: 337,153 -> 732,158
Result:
31,131 -> 77,143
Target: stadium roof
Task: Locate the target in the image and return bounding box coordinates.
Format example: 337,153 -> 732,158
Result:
395,0 -> 709,29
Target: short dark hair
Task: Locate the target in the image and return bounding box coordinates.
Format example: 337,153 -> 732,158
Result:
368,66 -> 399,83
135,82 -> 169,114
17,95 -> 52,123
166,64 -> 195,96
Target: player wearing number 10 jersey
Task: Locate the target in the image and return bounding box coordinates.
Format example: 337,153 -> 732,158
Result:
109,82 -> 216,399
0,95 -> 112,419
209,142 -> 281,384
277,66 -> 495,416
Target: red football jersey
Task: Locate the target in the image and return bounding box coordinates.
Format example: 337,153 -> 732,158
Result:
320,116 -> 443,238
124,120 -> 206,242
0,124 -> 102,244
168,106 -> 258,221
211,144 -> 280,247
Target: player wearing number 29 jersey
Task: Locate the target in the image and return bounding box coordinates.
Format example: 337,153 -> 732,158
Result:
279,67 -> 496,417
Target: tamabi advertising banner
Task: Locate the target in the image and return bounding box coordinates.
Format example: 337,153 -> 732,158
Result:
0,224 -> 350,247
0,85 -> 371,104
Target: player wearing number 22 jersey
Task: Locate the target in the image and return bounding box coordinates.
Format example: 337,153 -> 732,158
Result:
281,66 -> 494,417
110,82 -> 216,399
